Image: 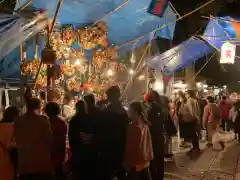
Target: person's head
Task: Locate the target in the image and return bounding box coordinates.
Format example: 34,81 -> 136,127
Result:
128,101 -> 149,125
26,98 -> 41,113
186,90 -> 196,99
160,95 -> 170,111
1,106 -> 20,123
207,96 -> 215,104
177,91 -> 184,99
151,90 -> 162,105
75,100 -> 86,114
96,99 -> 107,109
105,86 -> 121,103
84,94 -> 95,111
144,90 -> 161,107
45,102 -> 60,118
222,96 -> 227,101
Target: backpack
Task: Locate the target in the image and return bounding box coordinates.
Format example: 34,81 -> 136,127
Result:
163,112 -> 177,137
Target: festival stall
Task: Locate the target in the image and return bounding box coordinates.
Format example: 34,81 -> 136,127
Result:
0,0 -> 177,103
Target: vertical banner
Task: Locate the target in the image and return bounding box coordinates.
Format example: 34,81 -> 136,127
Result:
220,42 -> 236,64
148,0 -> 169,17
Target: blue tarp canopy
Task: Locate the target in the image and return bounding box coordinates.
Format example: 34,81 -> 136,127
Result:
150,37 -> 213,74
149,16 -> 240,74
0,0 -> 176,79
16,0 -> 176,51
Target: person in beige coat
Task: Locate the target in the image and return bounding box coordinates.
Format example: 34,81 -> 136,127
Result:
184,90 -> 201,152
0,106 -> 20,180
14,98 -> 53,180
124,102 -> 153,180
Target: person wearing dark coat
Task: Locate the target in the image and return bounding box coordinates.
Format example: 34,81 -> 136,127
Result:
144,91 -> 165,180
68,100 -> 98,180
97,86 -> 128,180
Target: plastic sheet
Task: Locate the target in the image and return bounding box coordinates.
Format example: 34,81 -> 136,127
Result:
203,17 -> 240,50
149,38 -> 213,74
148,16 -> 240,74
0,13 -> 47,60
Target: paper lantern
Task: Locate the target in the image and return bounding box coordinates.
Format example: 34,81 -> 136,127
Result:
220,42 -> 236,64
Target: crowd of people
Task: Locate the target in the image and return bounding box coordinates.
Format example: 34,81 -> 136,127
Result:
0,86 -> 240,180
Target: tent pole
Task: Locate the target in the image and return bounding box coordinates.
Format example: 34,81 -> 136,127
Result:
146,39 -> 151,93
118,0 -> 216,49
120,44 -> 150,100
20,41 -> 25,114
169,2 -> 181,18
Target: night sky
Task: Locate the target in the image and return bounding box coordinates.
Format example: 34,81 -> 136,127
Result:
170,0 -> 240,91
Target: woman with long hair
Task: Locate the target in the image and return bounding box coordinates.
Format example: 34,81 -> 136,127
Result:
0,106 -> 20,180
124,101 -> 153,180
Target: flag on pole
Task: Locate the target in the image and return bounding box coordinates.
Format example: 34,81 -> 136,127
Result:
147,0 -> 169,18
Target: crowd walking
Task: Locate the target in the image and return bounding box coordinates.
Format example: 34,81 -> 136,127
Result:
0,86 -> 240,180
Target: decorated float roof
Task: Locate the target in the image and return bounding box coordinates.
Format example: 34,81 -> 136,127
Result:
0,0 -> 177,79
149,16 -> 240,74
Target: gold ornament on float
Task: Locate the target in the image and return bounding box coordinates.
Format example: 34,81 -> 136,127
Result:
20,60 -> 40,76
35,75 -> 47,89
66,78 -> 79,91
62,27 -> 74,45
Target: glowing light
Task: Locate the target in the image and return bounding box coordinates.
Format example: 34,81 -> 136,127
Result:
153,81 -> 163,92
138,74 -> 145,81
75,59 -> 81,65
130,54 -> 136,63
129,69 -> 134,75
107,69 -> 114,76
174,81 -> 187,89
197,82 -> 202,87
203,84 -> 208,88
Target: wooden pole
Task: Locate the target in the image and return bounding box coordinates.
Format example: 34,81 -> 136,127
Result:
146,39 -> 151,93
34,0 -> 63,96
19,41 -> 25,114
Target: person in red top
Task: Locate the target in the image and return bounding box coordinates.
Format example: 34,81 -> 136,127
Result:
219,96 -> 232,132
45,102 -> 67,180
203,96 -> 225,150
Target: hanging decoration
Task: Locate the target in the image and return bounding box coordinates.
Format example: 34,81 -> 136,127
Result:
25,20 -> 129,98
220,42 -> 236,64
76,21 -> 108,49
148,0 -> 169,18
20,60 -> 40,76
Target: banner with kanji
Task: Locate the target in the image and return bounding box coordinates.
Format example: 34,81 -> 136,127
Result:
147,0 -> 169,18
220,42 -> 236,64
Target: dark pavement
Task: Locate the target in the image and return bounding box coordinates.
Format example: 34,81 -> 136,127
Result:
164,132 -> 240,180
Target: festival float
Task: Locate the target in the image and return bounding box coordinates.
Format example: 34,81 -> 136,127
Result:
20,20 -> 127,103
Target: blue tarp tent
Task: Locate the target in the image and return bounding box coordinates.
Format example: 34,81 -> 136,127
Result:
0,0 -> 177,78
149,17 -> 240,74
150,37 -> 213,74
